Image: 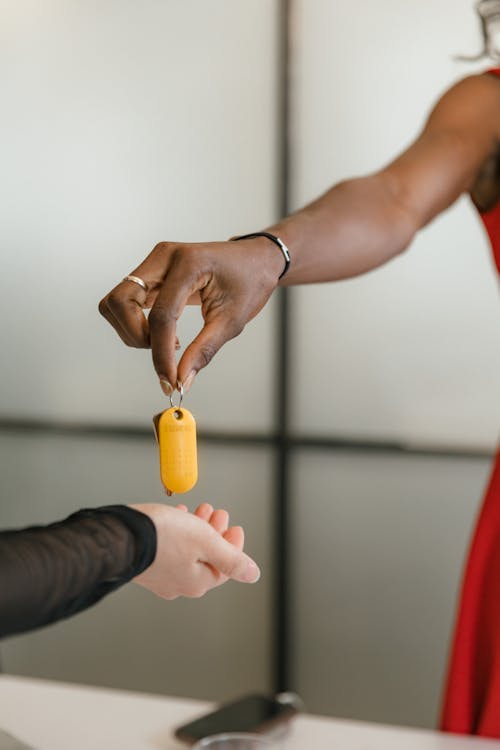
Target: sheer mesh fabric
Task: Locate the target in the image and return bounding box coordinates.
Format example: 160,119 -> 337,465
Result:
0,506 -> 156,639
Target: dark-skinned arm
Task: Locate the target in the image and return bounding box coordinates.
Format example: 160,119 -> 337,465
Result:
99,74 -> 500,392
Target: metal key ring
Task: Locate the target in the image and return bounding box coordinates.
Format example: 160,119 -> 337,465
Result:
169,382 -> 184,409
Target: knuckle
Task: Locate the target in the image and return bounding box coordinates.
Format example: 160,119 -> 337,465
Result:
152,241 -> 171,255
154,241 -> 190,265
177,244 -> 198,264
198,341 -> 217,368
172,245 -> 210,279
106,292 -> 124,314
98,297 -> 108,317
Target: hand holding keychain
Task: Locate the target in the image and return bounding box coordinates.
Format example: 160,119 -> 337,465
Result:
153,383 -> 198,496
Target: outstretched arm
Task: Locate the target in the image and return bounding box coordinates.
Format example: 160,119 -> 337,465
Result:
0,504 -> 259,639
272,73 -> 500,284
100,73 -> 500,391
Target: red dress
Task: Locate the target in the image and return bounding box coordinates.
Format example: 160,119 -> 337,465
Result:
440,69 -> 500,737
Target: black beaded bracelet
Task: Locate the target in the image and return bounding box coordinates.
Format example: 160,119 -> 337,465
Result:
229,231 -> 291,279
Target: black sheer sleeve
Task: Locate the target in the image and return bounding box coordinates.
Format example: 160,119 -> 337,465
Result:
0,505 -> 157,639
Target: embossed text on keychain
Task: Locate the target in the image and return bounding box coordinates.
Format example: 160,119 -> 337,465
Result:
153,384 -> 198,495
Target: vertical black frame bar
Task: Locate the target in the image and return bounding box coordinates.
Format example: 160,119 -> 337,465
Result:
274,0 -> 293,693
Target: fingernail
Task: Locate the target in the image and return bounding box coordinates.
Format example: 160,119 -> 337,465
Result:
241,560 -> 261,584
182,370 -> 196,393
160,379 -> 173,396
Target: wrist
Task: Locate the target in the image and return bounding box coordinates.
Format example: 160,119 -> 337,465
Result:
266,221 -> 306,285
229,232 -> 290,282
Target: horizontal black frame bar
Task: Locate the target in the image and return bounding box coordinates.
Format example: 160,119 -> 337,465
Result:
0,418 -> 494,459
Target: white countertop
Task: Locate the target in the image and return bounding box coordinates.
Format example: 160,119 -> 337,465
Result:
0,675 -> 499,750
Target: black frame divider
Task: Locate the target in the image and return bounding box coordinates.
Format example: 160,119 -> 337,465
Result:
0,420 -> 492,461
274,0 -> 293,693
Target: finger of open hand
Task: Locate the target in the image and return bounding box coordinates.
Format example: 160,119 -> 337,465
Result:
209,509 -> 229,535
223,526 -> 244,551
194,503 -> 213,522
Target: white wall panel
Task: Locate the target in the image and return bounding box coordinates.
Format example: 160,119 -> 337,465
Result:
290,0 -> 499,449
290,448 -> 493,728
0,0 -> 279,432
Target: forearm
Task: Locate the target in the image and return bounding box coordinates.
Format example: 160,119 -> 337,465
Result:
264,76 -> 500,287
267,172 -> 418,285
0,506 -> 156,639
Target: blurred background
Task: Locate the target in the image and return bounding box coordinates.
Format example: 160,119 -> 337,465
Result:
0,0 -> 498,732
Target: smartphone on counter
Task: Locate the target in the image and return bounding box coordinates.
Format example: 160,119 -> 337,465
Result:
174,693 -> 299,744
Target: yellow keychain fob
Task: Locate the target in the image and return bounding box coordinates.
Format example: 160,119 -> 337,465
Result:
153,405 -> 198,494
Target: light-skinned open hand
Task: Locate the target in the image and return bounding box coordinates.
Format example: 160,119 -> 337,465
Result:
129,503 -> 260,600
